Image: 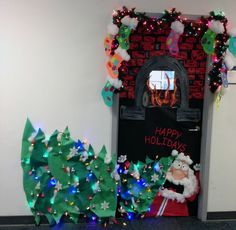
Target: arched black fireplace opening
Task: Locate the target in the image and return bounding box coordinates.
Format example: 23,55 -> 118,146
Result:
120,55 -> 201,122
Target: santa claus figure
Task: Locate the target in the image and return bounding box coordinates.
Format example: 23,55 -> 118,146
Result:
146,150 -> 199,217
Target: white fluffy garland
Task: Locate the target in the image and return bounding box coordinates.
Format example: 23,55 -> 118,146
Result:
107,76 -> 122,89
171,21 -> 185,34
115,47 -> 130,61
209,20 -> 225,34
107,22 -> 119,36
224,49 -> 236,70
121,15 -> 139,30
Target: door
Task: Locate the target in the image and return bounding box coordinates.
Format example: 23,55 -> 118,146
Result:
116,14 -> 208,216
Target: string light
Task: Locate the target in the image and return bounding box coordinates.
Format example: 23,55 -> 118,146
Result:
49,178 -> 57,187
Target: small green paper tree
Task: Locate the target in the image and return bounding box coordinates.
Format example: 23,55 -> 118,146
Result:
90,146 -> 117,217
119,155 -> 175,214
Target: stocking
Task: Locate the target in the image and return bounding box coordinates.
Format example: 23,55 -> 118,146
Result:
104,34 -> 114,56
117,24 -> 131,50
106,53 -> 123,79
166,30 -> 181,55
101,81 -> 115,107
229,37 -> 236,57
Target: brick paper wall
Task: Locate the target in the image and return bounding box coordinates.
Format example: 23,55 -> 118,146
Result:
118,21 -> 207,103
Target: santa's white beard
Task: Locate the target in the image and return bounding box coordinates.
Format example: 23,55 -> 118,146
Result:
160,168 -> 198,203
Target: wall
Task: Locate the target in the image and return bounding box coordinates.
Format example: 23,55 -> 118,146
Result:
0,0 -> 235,216
207,72 -> 236,212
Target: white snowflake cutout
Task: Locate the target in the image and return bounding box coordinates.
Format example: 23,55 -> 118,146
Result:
67,147 -> 78,160
57,133 -> 63,142
101,201 -> 109,210
151,173 -> 159,183
118,155 -> 127,163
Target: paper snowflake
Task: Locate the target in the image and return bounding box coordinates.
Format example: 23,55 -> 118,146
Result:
151,173 -> 159,183
55,181 -> 62,191
101,201 -> 109,210
35,182 -> 40,190
80,151 -> 88,162
67,147 -> 78,159
57,133 -> 62,142
118,155 -> 127,163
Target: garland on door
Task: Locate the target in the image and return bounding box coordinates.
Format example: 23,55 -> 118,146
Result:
102,7 -> 236,107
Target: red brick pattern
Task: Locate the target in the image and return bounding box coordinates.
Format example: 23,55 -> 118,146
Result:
119,22 -> 207,101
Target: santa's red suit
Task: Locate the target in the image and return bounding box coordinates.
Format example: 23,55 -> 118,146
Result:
146,152 -> 200,217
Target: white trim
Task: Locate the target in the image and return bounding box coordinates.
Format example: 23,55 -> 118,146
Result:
157,197 -> 167,216
160,198 -> 169,216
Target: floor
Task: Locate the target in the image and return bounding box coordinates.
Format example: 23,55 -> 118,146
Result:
0,217 -> 236,230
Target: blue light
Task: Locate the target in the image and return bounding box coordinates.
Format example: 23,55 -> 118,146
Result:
154,163 -> 160,172
75,140 -> 85,152
34,176 -> 39,180
92,216 -> 96,221
127,212 -> 134,220
50,178 -> 57,186
88,173 -> 93,178
138,178 -> 146,187
119,168 -> 123,174
70,186 -> 77,194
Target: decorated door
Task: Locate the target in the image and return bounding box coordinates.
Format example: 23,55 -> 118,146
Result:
117,12 -> 208,217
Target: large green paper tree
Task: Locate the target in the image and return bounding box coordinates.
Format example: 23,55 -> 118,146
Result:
21,119 -> 174,225
21,119 -> 117,225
